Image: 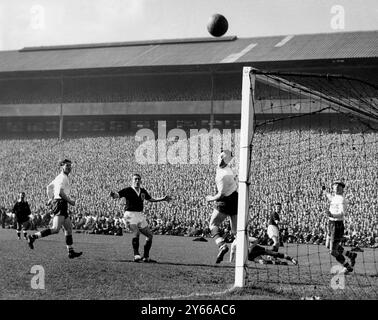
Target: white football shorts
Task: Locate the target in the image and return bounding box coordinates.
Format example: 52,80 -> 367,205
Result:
267,225 -> 280,239
123,211 -> 148,229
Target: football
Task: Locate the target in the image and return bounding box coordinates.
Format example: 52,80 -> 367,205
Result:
207,13 -> 228,37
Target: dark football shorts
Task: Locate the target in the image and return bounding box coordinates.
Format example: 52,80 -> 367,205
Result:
215,191 -> 238,216
16,219 -> 30,231
327,220 -> 344,243
51,199 -> 68,218
248,245 -> 266,261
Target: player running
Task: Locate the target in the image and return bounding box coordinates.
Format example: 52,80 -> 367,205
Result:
12,192 -> 31,240
110,173 -> 171,262
27,159 -> 82,259
322,181 -> 357,274
206,150 -> 238,264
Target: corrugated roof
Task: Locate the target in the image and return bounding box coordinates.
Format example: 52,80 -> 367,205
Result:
0,30 -> 377,73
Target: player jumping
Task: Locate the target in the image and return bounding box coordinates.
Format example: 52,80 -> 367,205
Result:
110,173 -> 171,262
206,150 -> 238,264
322,181 -> 357,274
27,159 -> 82,259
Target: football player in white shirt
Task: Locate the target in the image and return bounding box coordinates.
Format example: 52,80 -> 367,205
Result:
206,150 -> 238,264
27,159 -> 82,259
322,181 -> 357,274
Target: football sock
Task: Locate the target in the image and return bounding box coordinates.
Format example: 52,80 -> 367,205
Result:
132,237 -> 140,255
335,254 -> 346,264
65,235 -> 73,246
144,239 -> 153,258
39,229 -> 51,238
284,254 -> 293,261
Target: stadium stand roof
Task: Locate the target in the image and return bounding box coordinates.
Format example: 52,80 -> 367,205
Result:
0,30 -> 377,73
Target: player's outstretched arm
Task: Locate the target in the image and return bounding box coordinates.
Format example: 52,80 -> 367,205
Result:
206,192 -> 222,202
148,195 -> 172,203
110,191 -> 120,199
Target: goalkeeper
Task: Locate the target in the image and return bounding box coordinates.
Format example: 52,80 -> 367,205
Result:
230,237 -> 298,265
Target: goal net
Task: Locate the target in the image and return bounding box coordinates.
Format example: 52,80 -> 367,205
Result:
235,67 -> 378,299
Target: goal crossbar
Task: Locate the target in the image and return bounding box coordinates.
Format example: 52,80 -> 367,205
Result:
253,69 -> 378,124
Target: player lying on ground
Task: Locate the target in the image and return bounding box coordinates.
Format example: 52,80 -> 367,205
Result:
230,237 -> 298,265
322,181 -> 357,274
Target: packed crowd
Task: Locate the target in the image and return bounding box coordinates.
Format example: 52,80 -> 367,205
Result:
1,126 -> 377,248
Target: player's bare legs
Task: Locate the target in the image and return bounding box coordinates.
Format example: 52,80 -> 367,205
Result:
28,215 -> 82,258
209,209 -> 229,263
139,226 -> 155,263
16,222 -> 28,240
330,243 -> 356,273
271,235 -> 280,252
28,215 -> 65,249
129,224 -> 142,261
62,217 -> 82,259
263,248 -> 298,265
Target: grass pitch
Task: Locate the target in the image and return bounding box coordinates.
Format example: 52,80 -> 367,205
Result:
0,229 -> 377,300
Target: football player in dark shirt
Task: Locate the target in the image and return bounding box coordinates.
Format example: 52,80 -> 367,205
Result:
231,237 -> 298,265
12,192 -> 31,240
110,173 -> 171,262
267,202 -> 282,252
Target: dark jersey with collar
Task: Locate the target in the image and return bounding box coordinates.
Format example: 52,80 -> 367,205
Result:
268,212 -> 280,227
12,201 -> 31,223
248,244 -> 267,261
118,187 -> 151,212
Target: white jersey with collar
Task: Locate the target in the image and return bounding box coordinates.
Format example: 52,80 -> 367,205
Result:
47,172 -> 71,200
215,166 -> 237,197
328,194 -> 347,221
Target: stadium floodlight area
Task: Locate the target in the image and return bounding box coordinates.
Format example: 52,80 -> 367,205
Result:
235,67 -> 378,299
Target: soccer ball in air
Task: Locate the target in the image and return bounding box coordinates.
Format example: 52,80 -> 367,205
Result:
207,14 -> 228,37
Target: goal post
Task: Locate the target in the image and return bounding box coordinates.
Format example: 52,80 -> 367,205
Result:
233,66 -> 378,297
234,67 -> 256,287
